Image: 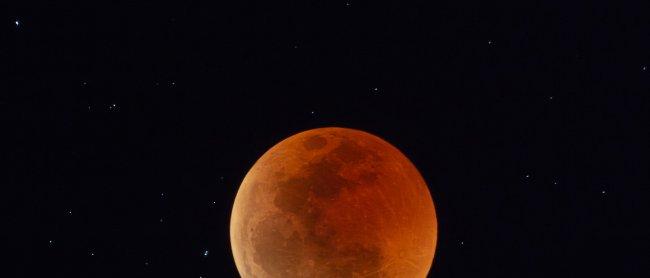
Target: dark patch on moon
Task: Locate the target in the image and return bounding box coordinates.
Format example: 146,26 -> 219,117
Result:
305,159 -> 359,199
303,135 -> 328,150
273,177 -> 310,215
264,141 -> 385,276
331,139 -> 369,163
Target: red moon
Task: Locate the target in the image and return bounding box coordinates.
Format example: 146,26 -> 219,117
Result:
230,127 -> 437,277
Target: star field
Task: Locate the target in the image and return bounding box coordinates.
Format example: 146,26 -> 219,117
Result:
4,1 -> 649,277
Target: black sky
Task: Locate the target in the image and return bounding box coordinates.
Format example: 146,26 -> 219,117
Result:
4,1 -> 649,277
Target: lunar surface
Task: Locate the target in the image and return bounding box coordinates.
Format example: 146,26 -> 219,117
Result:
230,127 -> 437,277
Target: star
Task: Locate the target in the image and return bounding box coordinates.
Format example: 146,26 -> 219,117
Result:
15,20 -> 20,27
345,1 -> 351,7
48,240 -> 54,247
524,173 -> 531,179
310,110 -> 316,115
460,241 -> 464,246
67,210 -> 72,215
90,251 -> 95,256
643,66 -> 647,71
160,192 -> 165,198
202,250 -> 209,257
549,96 -> 554,100
601,190 -> 606,195
144,261 -> 150,267
487,40 -> 493,45
159,217 -> 164,223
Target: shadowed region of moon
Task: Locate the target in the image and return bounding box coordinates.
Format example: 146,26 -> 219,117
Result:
230,127 -> 437,277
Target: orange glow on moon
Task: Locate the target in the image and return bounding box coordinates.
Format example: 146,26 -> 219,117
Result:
230,127 -> 437,277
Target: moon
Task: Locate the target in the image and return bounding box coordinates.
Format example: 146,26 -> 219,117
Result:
230,127 -> 437,277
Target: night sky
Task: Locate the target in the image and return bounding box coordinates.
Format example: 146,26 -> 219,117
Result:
4,1 -> 648,277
